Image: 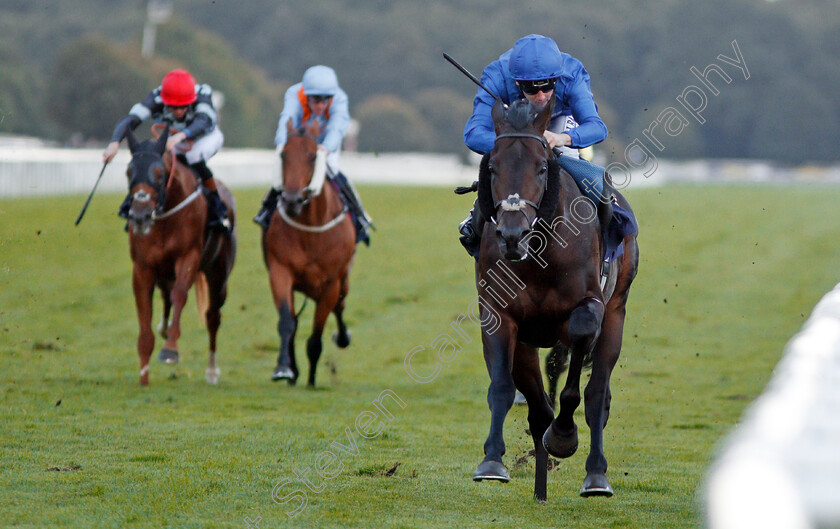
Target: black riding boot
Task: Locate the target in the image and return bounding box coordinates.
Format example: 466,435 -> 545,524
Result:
253,187 -> 281,230
190,161 -> 231,233
332,172 -> 372,246
118,193 -> 132,219
458,203 -> 483,259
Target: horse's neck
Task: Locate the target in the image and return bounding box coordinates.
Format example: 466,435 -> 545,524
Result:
303,181 -> 342,221
164,154 -> 198,205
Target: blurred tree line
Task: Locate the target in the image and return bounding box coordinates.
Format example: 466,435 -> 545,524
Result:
0,0 -> 838,164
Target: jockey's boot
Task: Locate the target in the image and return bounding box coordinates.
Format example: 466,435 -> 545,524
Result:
458,205 -> 483,259
598,172 -> 615,243
253,187 -> 281,230
118,193 -> 132,219
190,160 -> 231,234
333,171 -> 373,246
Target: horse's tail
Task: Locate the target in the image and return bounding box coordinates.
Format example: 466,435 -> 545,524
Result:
195,272 -> 209,326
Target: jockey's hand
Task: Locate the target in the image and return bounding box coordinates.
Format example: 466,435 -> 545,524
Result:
103,141 -> 119,163
166,131 -> 189,152
317,145 -> 328,156
544,131 -> 572,149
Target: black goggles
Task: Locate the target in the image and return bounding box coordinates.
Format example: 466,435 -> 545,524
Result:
308,95 -> 333,103
519,79 -> 557,95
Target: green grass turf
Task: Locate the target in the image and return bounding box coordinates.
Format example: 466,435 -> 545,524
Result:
2,183 -> 839,528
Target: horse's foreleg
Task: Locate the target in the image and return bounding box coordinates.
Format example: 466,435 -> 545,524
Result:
132,266 -> 156,386
473,321 -> 517,483
268,264 -> 297,383
307,282 -> 341,387
543,297 -> 604,460
512,344 -> 555,502
159,252 -> 201,365
580,302 -> 626,498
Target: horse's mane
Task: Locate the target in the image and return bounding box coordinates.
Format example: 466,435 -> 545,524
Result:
505,99 -> 538,130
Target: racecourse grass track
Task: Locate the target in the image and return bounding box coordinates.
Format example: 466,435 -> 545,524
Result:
2,183 -> 839,528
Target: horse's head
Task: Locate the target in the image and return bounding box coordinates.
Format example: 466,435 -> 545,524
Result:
278,120 -> 326,218
478,98 -> 559,261
125,128 -> 169,236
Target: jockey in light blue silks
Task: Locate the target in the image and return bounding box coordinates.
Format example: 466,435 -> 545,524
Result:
254,65 -> 372,245
458,34 -> 612,257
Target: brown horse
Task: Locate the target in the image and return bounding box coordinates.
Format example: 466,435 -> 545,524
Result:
469,98 -> 639,501
124,129 -> 237,386
262,120 -> 355,386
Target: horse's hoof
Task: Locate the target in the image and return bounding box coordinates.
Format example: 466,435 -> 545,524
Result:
473,460 -> 510,482
205,367 -> 220,385
332,330 -> 351,348
542,424 -> 578,459
580,472 -> 614,497
158,348 -> 179,364
272,365 -> 295,381
514,390 -> 527,405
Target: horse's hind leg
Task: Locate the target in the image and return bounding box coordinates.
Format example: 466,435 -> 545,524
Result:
543,297 -> 604,460
307,282 -> 341,387
545,344 -> 571,408
512,343 -> 555,502
157,285 -> 172,339
159,251 -> 201,365
331,275 -> 351,349
202,273 -> 227,385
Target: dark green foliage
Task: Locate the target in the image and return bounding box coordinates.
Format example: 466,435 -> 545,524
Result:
1,0 -> 839,162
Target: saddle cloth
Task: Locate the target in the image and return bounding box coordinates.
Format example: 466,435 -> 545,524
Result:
556,155 -> 638,262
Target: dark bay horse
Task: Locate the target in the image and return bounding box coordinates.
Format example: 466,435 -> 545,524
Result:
470,98 -> 639,501
262,120 -> 355,386
124,129 -> 237,386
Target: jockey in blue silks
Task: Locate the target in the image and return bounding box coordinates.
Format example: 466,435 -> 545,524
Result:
253,65 -> 372,246
458,34 -> 611,257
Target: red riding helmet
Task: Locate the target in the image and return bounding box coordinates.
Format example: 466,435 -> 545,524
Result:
160,70 -> 197,106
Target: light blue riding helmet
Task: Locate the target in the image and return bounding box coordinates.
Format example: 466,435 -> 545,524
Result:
508,34 -> 564,81
302,65 -> 339,96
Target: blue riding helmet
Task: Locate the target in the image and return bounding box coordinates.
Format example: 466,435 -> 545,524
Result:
509,34 -> 564,81
302,65 -> 339,96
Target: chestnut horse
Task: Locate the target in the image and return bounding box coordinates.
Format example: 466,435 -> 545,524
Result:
262,120 -> 355,386
470,99 -> 639,501
124,129 -> 237,386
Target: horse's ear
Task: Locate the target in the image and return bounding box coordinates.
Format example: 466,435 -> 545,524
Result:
286,119 -> 295,134
476,153 -> 495,222
154,126 -> 169,154
533,96 -> 555,134
126,129 -> 139,154
491,99 -> 506,133
306,119 -> 320,139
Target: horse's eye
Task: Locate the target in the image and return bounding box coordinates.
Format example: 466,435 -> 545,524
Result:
153,167 -> 164,180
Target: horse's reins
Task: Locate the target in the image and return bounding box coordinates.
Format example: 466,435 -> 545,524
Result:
492,132 -> 556,227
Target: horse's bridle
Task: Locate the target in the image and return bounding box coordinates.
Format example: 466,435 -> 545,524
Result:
278,129 -> 325,206
127,151 -> 201,222
128,151 -> 169,216
491,132 -> 555,226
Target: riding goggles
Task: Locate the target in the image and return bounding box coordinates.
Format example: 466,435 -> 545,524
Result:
308,95 -> 333,103
519,78 -> 557,95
